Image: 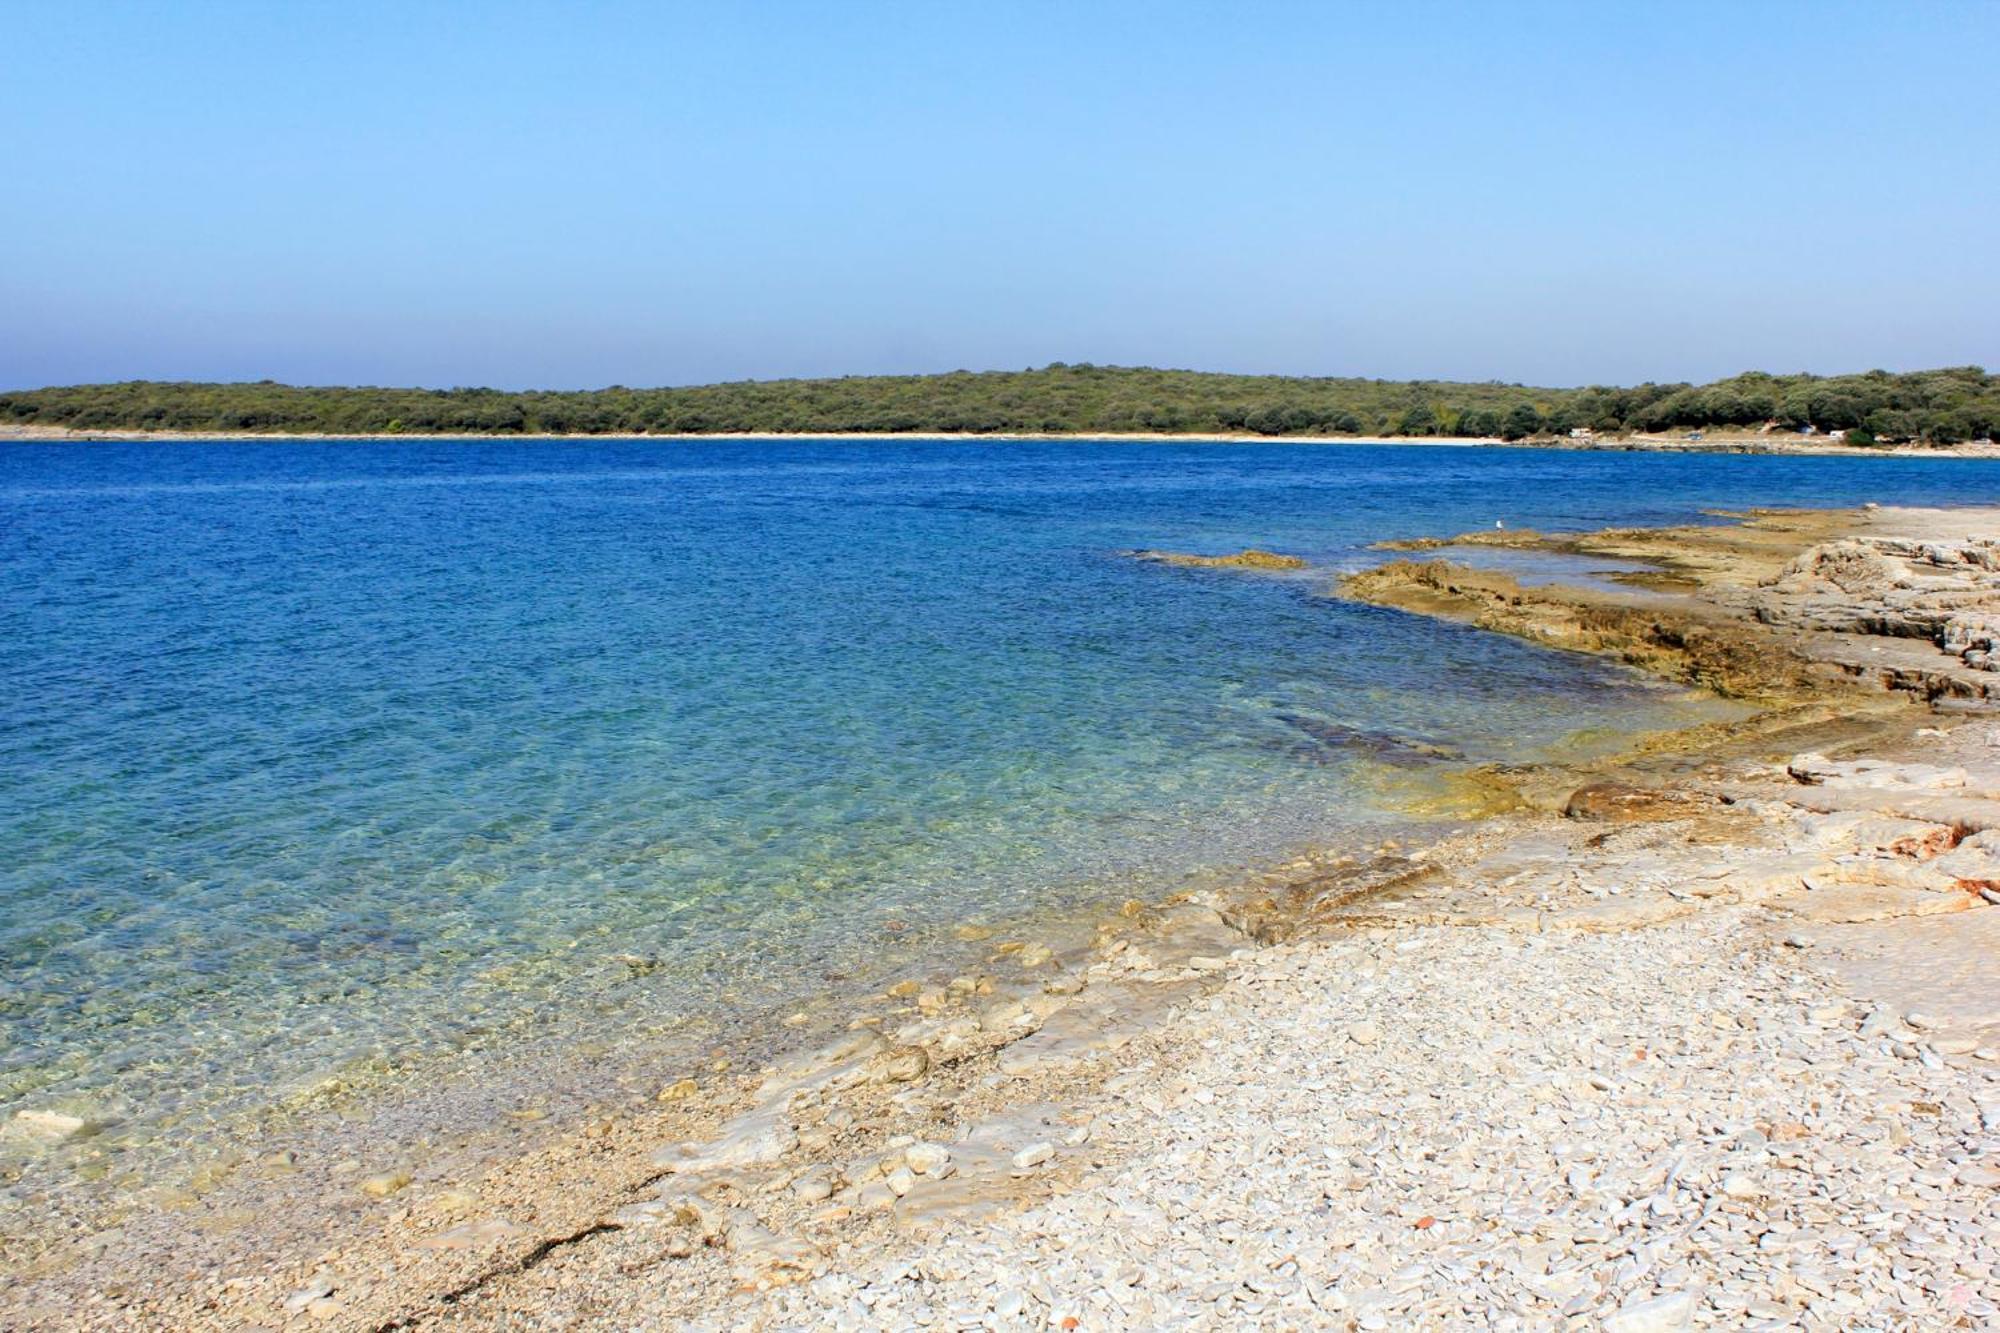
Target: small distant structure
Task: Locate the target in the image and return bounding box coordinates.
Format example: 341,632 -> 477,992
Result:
1687,430 -> 1704,442
1800,424 -> 1818,436
1568,427 -> 1594,440
1827,428 -> 1848,442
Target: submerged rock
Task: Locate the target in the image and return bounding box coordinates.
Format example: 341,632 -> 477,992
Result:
1013,942 -> 1054,968
1563,782 -> 1699,823
1129,548 -> 1308,571
1273,712 -> 1463,766
6,1109 -> 106,1143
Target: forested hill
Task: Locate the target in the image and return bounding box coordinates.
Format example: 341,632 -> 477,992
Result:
3,365 -> 1995,444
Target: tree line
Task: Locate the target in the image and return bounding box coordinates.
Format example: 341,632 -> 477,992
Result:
2,364 -> 1994,445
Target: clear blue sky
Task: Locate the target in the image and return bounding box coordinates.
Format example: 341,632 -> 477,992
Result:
4,1 -> 1995,390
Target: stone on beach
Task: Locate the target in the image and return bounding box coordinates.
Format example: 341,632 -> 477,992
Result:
1787,751 -> 1968,790
903,1142 -> 951,1175
1010,1142 -> 1054,1170
654,1109 -> 799,1173
280,1276 -> 335,1315
1604,1291 -> 1697,1333
1933,827 -> 2000,889
357,1169 -> 412,1199
871,1046 -> 930,1083
408,1217 -> 524,1251
790,1166 -> 843,1203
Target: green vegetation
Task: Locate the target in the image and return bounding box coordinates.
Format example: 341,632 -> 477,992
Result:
3,365 -> 1995,444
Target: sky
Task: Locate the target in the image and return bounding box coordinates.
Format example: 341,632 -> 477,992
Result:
4,1 -> 1996,391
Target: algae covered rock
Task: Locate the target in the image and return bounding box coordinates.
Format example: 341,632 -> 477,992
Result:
1562,782 -> 1699,823
1130,548 -> 1308,571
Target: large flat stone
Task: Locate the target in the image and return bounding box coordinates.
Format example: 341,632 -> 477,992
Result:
1779,882 -> 1972,924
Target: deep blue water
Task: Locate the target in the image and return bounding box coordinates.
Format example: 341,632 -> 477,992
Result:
3,439 -> 1996,1152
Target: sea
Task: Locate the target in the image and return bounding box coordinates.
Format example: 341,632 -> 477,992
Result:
4,438 -> 1997,1208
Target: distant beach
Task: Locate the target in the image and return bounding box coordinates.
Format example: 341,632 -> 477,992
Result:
6,420 -> 1997,460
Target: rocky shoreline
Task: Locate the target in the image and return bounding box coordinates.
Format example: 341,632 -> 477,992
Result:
8,507 -> 2000,1330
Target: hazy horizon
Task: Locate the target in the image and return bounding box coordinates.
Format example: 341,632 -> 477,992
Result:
6,1 -> 1996,392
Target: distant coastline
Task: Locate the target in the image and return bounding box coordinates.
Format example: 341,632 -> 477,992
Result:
4,421 -> 1996,460
3,364 -> 1995,449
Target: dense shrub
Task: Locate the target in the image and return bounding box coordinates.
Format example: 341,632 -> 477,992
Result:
3,365 -> 1992,443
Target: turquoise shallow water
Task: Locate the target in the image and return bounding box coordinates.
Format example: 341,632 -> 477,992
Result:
3,439 -> 1997,1166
